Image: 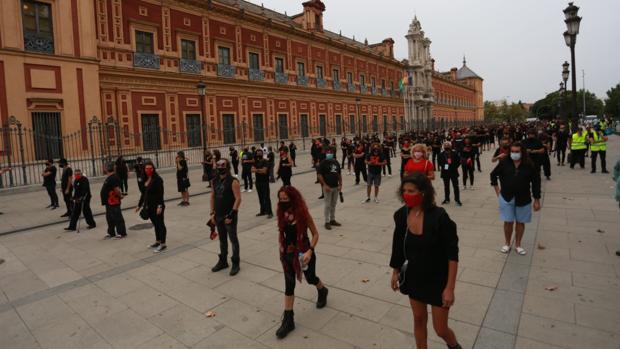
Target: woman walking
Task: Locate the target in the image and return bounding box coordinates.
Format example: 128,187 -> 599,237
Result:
275,186 -> 328,339
277,149 -> 293,186
176,151 -> 190,206
136,161 -> 168,253
390,173 -> 461,349
460,138 -> 475,189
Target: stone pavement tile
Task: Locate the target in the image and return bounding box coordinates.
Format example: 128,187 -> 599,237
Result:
497,262 -> 530,293
257,324 -> 355,349
234,263 -> 280,284
209,299 -> 278,339
458,268 -> 501,288
215,278 -> 281,310
135,333 -> 187,349
0,269 -> 49,301
16,295 -> 76,331
94,273 -> 146,297
531,253 -> 617,278
31,314 -> 111,349
0,309 -> 41,349
514,336 -> 563,349
522,293 -> 575,323
119,285 -> 179,319
518,313 -> 620,349
482,289 -> 522,334
37,267 -> 83,288
166,280 -> 228,314
127,264 -> 194,293
333,261 -> 392,295
148,303 -> 218,346
571,271 -> 620,292
449,282 -> 495,326
173,247 -> 218,266
526,278 -> 620,312
527,266 -> 572,286
260,293 -> 339,332
60,284 -> 128,324
377,304 -> 412,334
93,309 -> 163,348
570,245 -> 617,264
192,327 -> 269,349
181,265 -> 232,289
574,303 -> 620,335
0,253 -> 29,279
152,254 -> 202,274
321,312 -> 413,349
312,253 -> 367,286
473,327 -> 514,349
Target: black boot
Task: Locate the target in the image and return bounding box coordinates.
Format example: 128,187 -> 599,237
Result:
275,310 -> 295,339
230,257 -> 240,276
316,287 -> 328,309
448,343 -> 463,349
211,255 -> 229,272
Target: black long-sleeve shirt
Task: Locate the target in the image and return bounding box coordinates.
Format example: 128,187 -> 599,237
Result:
139,174 -> 165,210
72,177 -> 91,200
490,158 -> 541,206
438,151 -> 461,179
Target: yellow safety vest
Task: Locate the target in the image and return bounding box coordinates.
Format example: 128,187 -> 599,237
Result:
571,133 -> 587,150
590,131 -> 607,152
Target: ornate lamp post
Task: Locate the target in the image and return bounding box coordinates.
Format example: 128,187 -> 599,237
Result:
196,80 -> 207,153
563,2 -> 581,129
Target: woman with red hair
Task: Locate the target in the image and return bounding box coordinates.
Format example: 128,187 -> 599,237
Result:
275,186 -> 328,339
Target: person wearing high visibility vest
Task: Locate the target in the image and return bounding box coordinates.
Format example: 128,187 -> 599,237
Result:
569,127 -> 587,169
588,125 -> 609,173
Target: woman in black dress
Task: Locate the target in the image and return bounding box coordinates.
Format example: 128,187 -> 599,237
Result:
277,148 -> 293,186
176,151 -> 190,206
136,161 -> 168,253
115,156 -> 129,195
203,150 -> 214,188
390,173 -> 461,349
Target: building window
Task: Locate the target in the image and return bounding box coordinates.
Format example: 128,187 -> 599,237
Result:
135,31 -> 154,54
347,72 -> 353,85
181,39 -> 196,60
371,77 -> 376,89
297,62 -> 305,77
332,68 -> 339,81
22,1 -> 54,54
381,80 -> 386,90
249,52 -> 260,70
316,66 -> 324,79
275,57 -> 284,74
360,74 -> 366,86
218,46 -> 230,65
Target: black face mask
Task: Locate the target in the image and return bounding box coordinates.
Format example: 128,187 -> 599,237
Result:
279,201 -> 291,211
217,168 -> 227,176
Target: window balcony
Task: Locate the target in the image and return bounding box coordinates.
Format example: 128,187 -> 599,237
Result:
24,32 -> 54,54
371,87 -> 377,95
316,78 -> 326,88
381,88 -> 387,96
179,59 -> 201,74
360,85 -> 367,94
297,75 -> 309,87
347,83 -> 356,93
249,68 -> 265,81
133,52 -> 160,69
333,81 -> 341,91
217,64 -> 235,78
275,72 -> 288,84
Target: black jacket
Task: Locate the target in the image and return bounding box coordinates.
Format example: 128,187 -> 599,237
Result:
139,174 -> 165,211
490,158 -> 541,206
72,177 -> 91,201
438,151 -> 461,179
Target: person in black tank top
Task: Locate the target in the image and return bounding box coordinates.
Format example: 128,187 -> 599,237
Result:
277,149 -> 293,186
210,158 -> 242,276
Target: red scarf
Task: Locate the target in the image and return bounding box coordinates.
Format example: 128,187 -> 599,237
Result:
278,210 -> 310,282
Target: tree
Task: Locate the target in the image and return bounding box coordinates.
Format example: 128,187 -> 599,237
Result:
484,100 -> 528,122
531,89 -> 603,120
604,83 -> 620,118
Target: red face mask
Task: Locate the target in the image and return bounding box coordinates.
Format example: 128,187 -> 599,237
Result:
144,168 -> 154,176
74,174 -> 82,180
403,193 -> 423,208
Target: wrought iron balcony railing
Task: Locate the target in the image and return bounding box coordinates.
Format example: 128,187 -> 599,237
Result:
360,85 -> 367,94
133,52 -> 160,69
249,69 -> 265,81
297,75 -> 309,87
24,32 -> 54,54
179,59 -> 201,74
333,81 -> 341,91
275,72 -> 288,84
217,64 -> 235,78
317,78 -> 326,88
347,83 -> 356,93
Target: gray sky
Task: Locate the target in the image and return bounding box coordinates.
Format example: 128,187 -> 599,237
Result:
246,0 -> 620,103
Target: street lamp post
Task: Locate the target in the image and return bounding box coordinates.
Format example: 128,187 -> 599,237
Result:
196,81 -> 207,154
355,97 -> 361,138
563,2 -> 581,130
561,61 -> 569,120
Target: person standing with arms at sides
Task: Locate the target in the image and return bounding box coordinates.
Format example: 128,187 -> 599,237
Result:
431,135 -> 442,171
390,173 -> 461,349
317,147 -> 342,230
353,142 -> 368,185
289,142 -> 297,167
492,138 -> 511,163
115,156 -> 129,196
439,142 -> 462,206
203,150 -> 214,187
277,149 -> 293,186
363,143 -> 386,203
134,157 -> 146,194
491,142 -> 541,256
459,139 -> 474,189
229,146 -> 239,177
101,163 -> 127,239
241,146 -> 254,192
274,186 -> 328,339
400,140 -> 412,178
569,126 -> 587,169
176,151 -> 190,206
382,139 -> 393,177
403,144 -> 435,180
42,159 -> 59,209
59,159 -> 73,218
589,125 -> 608,173
554,124 -> 569,166
210,159 -> 242,275
137,161 -> 167,252
252,149 -> 273,218
614,157 -> 620,209
524,130 -> 547,178
65,169 -> 96,231
267,146 -> 276,183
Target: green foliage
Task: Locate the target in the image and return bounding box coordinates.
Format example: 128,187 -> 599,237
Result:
484,100 -> 529,122
531,89 -> 603,120
604,83 -> 620,118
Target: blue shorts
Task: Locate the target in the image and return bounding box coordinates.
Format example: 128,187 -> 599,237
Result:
498,195 -> 532,223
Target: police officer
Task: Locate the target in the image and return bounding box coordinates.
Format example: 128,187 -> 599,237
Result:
589,125 -> 608,173
65,169 -> 96,231
569,127 -> 587,169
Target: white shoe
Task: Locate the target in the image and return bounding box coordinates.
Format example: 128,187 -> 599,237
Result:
361,198 -> 371,203
515,247 -> 527,255
374,198 -> 380,203
248,189 -> 253,193
242,189 -> 247,193
347,172 -> 351,175
388,174 -> 392,177
500,245 -> 511,254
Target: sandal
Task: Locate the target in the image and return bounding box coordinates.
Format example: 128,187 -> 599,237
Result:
500,245 -> 511,254
515,247 -> 527,255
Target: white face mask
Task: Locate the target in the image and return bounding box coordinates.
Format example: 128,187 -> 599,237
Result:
510,152 -> 521,161
413,152 -> 424,159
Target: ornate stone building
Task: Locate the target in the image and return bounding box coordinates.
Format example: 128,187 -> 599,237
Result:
404,16 -> 434,130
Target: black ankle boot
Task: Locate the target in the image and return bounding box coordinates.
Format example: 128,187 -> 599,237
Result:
448,343 -> 462,349
316,287 -> 328,309
230,257 -> 240,276
211,255 -> 229,272
276,310 -> 295,339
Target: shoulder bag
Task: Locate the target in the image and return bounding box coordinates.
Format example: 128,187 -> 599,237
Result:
139,187 -> 150,220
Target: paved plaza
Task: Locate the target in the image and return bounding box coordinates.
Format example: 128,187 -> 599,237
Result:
1,138 -> 619,349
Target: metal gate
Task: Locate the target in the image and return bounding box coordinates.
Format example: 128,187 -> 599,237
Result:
141,114 -> 161,151
32,112 -> 63,160
222,114 -> 236,144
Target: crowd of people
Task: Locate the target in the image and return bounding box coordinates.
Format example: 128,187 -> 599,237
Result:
1,115 -> 616,347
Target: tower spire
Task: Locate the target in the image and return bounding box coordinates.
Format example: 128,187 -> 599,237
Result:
463,54 -> 466,66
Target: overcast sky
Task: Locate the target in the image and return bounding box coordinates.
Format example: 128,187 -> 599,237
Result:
246,0 -> 620,103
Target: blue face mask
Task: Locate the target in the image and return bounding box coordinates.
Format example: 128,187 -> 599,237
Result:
326,153 -> 334,160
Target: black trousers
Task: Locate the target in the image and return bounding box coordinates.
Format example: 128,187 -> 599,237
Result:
354,164 -> 367,184
62,191 -> 73,214
45,184 -> 59,206
462,164 -> 474,186
442,176 -> 460,202
541,155 -> 551,177
242,167 -> 253,190
232,160 -> 239,175
68,198 -> 96,229
149,208 -> 167,243
556,146 -> 567,164
475,152 -> 482,172
281,175 -> 291,186
382,160 -> 392,175
591,151 -> 607,172
400,158 -> 409,178
431,151 -> 440,170
105,204 -> 126,236
255,181 -> 272,215
283,251 -> 319,296
216,215 -> 239,263
119,176 -> 128,193
290,152 -> 296,165
570,149 -> 586,168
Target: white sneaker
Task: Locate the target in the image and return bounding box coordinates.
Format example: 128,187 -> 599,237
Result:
242,189 -> 247,193
388,174 -> 392,177
347,172 -> 351,175
374,198 -> 380,203
361,198 -> 371,203
248,189 -> 253,193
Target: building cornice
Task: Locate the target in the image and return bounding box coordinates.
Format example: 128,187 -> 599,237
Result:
0,48 -> 100,65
